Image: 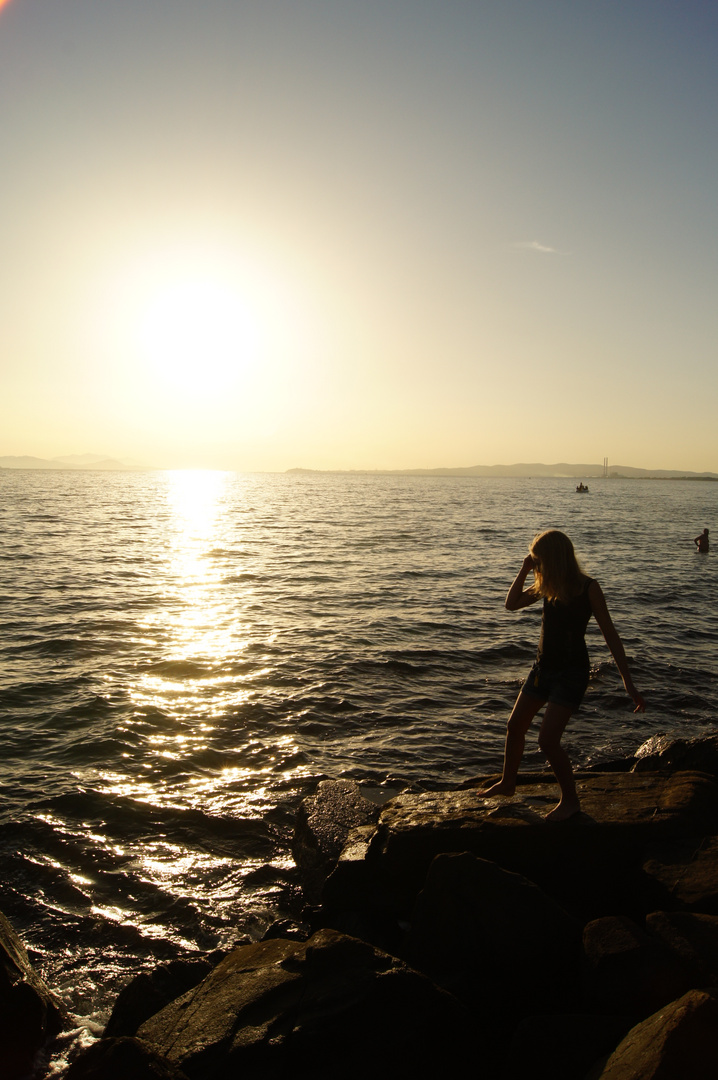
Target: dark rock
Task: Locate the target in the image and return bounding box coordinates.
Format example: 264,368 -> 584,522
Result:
506,1012 -> 630,1080
65,1036 -> 188,1079
632,733 -> 718,777
585,757 -> 637,773
138,928 -> 474,1079
407,852 -> 581,1019
292,779 -> 381,902
260,918 -> 310,942
0,908 -> 68,1080
317,905 -> 405,956
322,772 -> 718,921
646,910 -> 718,984
642,836 -> 718,913
594,988 -> 718,1079
582,915 -> 693,1021
103,958 -> 214,1039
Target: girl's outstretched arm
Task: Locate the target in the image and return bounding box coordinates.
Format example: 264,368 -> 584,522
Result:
588,581 -> 646,712
505,555 -> 541,611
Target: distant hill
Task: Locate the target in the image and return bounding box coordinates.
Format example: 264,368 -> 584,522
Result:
288,462 -> 718,480
0,455 -> 151,471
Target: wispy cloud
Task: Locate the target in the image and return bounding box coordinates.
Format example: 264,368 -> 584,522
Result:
512,241 -> 562,255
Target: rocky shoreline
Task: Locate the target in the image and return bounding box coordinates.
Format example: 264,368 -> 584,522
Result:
5,733 -> 718,1079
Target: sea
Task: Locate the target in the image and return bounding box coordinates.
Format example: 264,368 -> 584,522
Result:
1,468 -> 716,1073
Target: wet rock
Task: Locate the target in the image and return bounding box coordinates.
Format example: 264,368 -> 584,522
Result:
104,958 -> 215,1039
322,772 -> 718,921
260,918 -> 310,942
138,928 -> 473,1079
582,915 -> 692,1021
642,836 -> 718,913
0,909 -> 68,1080
407,852 -> 581,1018
506,1012 -> 630,1080
292,779 -> 381,902
633,733 -> 718,777
65,1036 -> 189,1079
594,988 -> 718,1079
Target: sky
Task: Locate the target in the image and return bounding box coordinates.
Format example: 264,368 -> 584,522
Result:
1,0 -> 716,472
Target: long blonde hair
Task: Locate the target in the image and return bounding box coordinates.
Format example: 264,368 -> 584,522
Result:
529,529 -> 585,604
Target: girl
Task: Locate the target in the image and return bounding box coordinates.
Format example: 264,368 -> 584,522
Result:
483,529 -> 645,821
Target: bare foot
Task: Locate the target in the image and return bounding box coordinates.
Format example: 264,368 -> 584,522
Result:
480,780 -> 516,797
544,797 -> 581,822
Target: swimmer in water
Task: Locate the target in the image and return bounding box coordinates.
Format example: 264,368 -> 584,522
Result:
694,529 -> 709,553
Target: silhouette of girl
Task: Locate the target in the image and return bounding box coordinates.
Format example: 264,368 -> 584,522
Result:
483,529 -> 645,820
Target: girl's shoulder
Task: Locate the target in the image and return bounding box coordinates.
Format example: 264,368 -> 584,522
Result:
576,574 -> 597,599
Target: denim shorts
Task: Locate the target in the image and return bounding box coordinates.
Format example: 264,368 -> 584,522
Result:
521,662 -> 589,710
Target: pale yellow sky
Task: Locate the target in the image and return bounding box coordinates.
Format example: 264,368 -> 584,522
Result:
1,0 -> 717,472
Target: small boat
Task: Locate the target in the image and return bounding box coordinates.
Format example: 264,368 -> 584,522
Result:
576,483 -> 589,493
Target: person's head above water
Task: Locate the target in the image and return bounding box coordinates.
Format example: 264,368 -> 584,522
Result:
529,529 -> 585,604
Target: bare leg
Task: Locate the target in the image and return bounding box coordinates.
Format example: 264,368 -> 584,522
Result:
482,692 -> 546,797
538,703 -> 581,820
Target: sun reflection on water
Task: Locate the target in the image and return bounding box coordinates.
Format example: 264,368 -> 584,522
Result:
90,470 -> 309,935
131,469 -> 255,722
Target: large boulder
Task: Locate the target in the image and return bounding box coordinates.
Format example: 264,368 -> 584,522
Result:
322,772 -> 718,921
138,928 -> 474,1078
292,779 -> 381,902
407,852 -> 581,1019
633,734 -> 718,777
65,1037 -> 188,1079
104,958 -> 215,1038
593,988 -> 718,1079
0,909 -> 67,1080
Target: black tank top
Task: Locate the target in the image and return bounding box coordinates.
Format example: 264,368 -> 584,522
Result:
536,578 -> 594,669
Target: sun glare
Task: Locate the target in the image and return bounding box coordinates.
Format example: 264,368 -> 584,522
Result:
90,242 -> 318,442
138,275 -> 260,396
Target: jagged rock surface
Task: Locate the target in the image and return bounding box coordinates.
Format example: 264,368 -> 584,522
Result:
138,928 -> 473,1079
104,958 -> 215,1039
632,733 -> 718,777
291,779 -> 381,902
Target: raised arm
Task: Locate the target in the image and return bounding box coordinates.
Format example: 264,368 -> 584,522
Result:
505,554 -> 541,611
588,580 -> 645,712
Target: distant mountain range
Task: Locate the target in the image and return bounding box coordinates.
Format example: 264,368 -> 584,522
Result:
2,456 -> 716,479
0,454 -> 150,471
288,462 -> 718,479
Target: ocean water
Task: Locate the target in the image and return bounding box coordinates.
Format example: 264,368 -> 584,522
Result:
1,469 -> 716,1069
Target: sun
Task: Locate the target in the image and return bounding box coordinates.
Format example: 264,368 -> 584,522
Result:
137,274 -> 261,396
